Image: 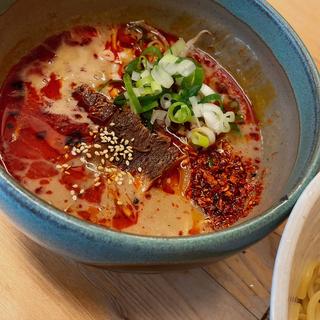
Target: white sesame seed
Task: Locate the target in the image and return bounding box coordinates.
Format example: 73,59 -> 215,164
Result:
101,158 -> 105,165
126,160 -> 130,166
72,184 -> 78,188
56,164 -> 62,169
86,153 -> 92,158
110,157 -> 114,162
138,167 -> 142,173
70,190 -> 76,195
110,122 -> 115,126
94,151 -> 100,156
94,182 -> 101,187
79,189 -> 85,194
94,144 -> 101,149
72,195 -> 77,201
117,200 -> 123,205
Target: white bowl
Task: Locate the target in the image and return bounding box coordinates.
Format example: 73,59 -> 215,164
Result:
271,172 -> 320,319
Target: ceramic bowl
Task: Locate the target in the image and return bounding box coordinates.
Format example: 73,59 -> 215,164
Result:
271,172 -> 320,319
0,0 -> 319,270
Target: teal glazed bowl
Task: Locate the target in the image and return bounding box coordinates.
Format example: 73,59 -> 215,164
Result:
0,0 -> 319,270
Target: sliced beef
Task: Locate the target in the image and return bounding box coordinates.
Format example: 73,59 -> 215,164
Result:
73,84 -> 184,189
73,85 -> 118,125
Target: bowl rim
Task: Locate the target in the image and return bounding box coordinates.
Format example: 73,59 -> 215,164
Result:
270,172 -> 320,320
0,0 -> 320,258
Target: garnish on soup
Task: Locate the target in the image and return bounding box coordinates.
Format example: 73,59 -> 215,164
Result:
0,22 -> 263,236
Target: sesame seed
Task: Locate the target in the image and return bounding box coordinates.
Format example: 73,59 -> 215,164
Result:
56,164 -> 62,169
72,184 -> 78,188
79,189 -> 85,194
101,158 -> 105,165
110,157 -> 114,162
110,122 -> 115,126
94,182 -> 101,187
138,167 -> 142,173
72,195 -> 77,201
98,166 -> 104,171
126,160 -> 130,166
70,190 -> 76,195
64,171 -> 70,175
86,153 -> 92,158
117,200 -> 123,205
94,144 -> 101,149
94,151 -> 100,156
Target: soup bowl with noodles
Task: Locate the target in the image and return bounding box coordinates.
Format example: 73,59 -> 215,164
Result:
271,172 -> 320,320
0,0 -> 319,270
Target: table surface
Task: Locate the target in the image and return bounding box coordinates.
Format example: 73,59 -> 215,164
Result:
0,1 -> 319,319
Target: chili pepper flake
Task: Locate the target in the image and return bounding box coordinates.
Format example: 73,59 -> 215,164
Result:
186,139 -> 263,230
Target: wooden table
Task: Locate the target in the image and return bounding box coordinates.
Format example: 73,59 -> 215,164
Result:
0,1 -> 319,319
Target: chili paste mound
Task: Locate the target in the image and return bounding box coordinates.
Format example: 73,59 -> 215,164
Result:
0,22 -> 264,236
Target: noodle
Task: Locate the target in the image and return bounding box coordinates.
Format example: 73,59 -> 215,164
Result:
294,262 -> 320,320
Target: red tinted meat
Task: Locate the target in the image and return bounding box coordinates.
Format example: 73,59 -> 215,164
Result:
73,85 -> 184,188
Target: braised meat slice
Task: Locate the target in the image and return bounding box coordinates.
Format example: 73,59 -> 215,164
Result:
73,84 -> 119,124
73,85 -> 184,189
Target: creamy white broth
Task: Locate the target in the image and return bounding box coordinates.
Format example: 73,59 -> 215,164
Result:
0,24 -> 263,236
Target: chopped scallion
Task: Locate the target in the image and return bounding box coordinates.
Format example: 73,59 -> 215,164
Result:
168,102 -> 192,123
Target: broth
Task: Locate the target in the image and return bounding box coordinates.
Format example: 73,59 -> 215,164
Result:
0,23 -> 263,236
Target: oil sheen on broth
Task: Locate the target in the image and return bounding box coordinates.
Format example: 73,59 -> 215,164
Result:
0,23 -> 263,236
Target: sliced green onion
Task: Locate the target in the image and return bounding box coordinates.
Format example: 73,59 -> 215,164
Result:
150,81 -> 162,94
189,127 -> 215,148
142,87 -> 153,96
181,65 -> 204,98
140,69 -> 150,79
168,102 -> 192,123
138,56 -> 149,69
159,54 -> 179,75
190,131 -> 210,148
125,58 -> 139,74
177,59 -> 196,77
131,71 -> 141,81
168,38 -> 187,57
200,93 -> 222,103
200,83 -> 216,96
141,46 -> 163,60
140,100 -> 158,112
150,110 -> 167,124
123,73 -> 142,114
160,93 -> 172,110
151,65 -> 174,89
133,87 -> 143,97
136,75 -> 153,87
